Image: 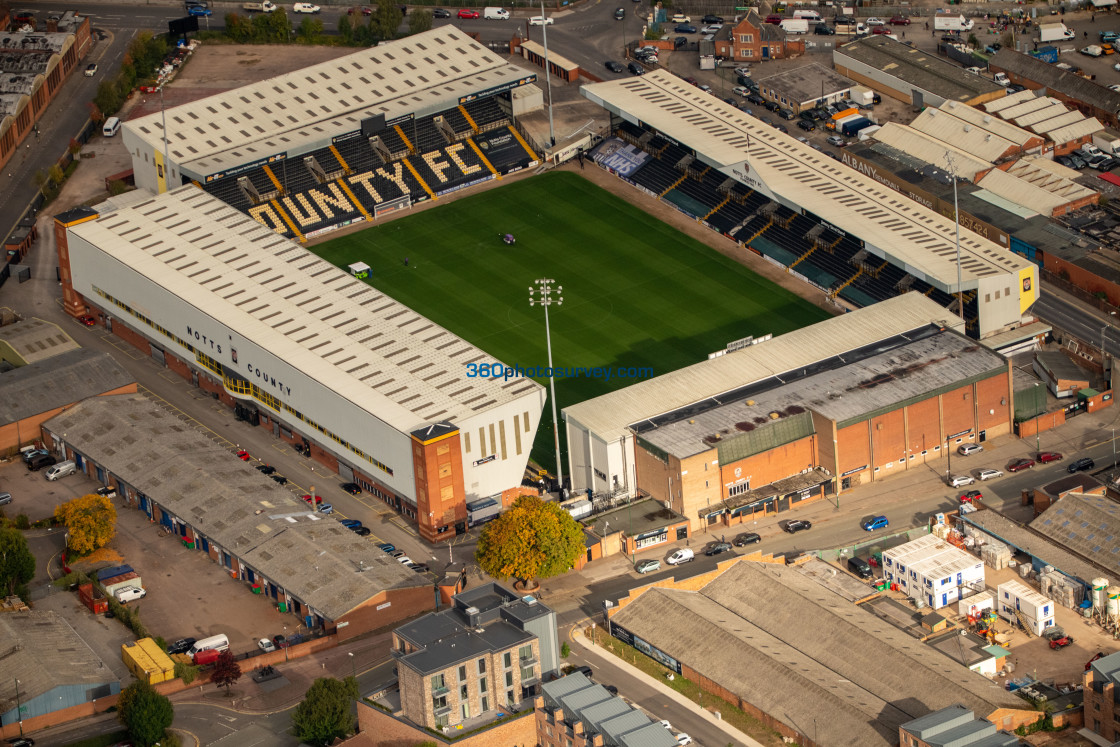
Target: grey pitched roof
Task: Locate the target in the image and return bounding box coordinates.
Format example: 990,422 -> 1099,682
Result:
990,48 -> 1120,114
960,508 -> 1103,585
609,561 -> 1023,747
1034,351 -> 1088,382
901,705 -> 1017,747
0,610 -> 115,706
0,348 -> 134,423
540,673 -> 677,747
42,393 -> 425,620
1029,492 -> 1120,577
1091,650 -> 1120,685
0,317 -> 79,364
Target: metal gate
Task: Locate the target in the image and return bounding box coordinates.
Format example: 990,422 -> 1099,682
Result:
339,463 -> 355,482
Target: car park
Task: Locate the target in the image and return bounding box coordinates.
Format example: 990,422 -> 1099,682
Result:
635,558 -> 661,574
784,519 -> 811,533
861,515 -> 888,531
959,490 -> 983,503
977,469 -> 1002,481
528,15 -> 553,25
1068,456 -> 1095,473
948,474 -> 975,487
457,8 -> 479,17
627,61 -> 644,75
605,60 -> 624,73
1038,451 -> 1063,463
733,532 -> 761,546
666,548 -> 694,565
432,8 -> 450,17
958,443 -> 983,456
340,482 -> 362,495
704,541 -> 733,556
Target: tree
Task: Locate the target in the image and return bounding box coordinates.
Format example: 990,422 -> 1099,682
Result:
210,650 -> 242,694
337,13 -> 354,44
475,495 -> 584,586
291,676 -> 359,747
298,16 -> 323,42
117,680 -> 174,747
408,9 -> 432,35
372,1 -> 402,41
54,494 -> 117,555
0,527 -> 35,597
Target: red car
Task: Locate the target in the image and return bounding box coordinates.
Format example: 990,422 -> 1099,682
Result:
959,490 -> 982,503
889,16 -> 911,25
77,314 -> 97,326
303,494 -> 322,505
765,14 -> 782,24
348,5 -> 373,14
236,450 -> 251,461
1008,458 -> 1035,473
1038,451 -> 1063,463
457,8 -> 479,18
871,26 -> 892,34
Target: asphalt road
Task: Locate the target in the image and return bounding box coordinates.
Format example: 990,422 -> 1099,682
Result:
1035,292 -> 1120,357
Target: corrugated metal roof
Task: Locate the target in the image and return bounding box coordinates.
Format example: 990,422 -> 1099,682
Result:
1030,491 -> 1120,574
67,186 -> 542,433
979,160 -> 1096,215
909,108 -> 1017,162
982,87 -> 1039,114
1020,154 -> 1081,180
124,27 -> 532,176
938,100 -> 1038,146
835,35 -> 1005,103
714,410 -> 815,464
0,316 -> 79,364
990,48 -> 1120,114
563,294 -> 962,445
872,123 -> 990,178
1046,117 -> 1105,145
1024,108 -> 1084,133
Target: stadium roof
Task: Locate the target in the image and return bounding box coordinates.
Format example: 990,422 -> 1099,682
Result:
125,27 -> 535,178
990,48 -> 1120,115
872,123 -> 990,180
0,348 -> 134,423
637,326 -> 1005,458
608,561 -> 1024,747
581,70 -> 1032,289
1029,492 -> 1120,579
44,393 -> 425,619
833,35 -> 1005,103
563,293 -> 963,445
67,186 -> 542,433
0,316 -> 79,364
755,62 -> 854,104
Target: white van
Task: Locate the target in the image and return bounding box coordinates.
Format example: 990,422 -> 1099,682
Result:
116,586 -> 146,603
483,7 -> 509,19
188,633 -> 230,656
103,117 -> 121,137
666,548 -> 694,565
793,9 -> 821,20
45,460 -> 77,481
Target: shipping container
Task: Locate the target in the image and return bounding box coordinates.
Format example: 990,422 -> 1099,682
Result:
102,571 -> 142,598
78,583 -> 108,614
96,564 -> 133,582
122,638 -> 176,684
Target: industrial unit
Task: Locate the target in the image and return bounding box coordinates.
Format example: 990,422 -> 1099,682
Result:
995,579 -> 1055,636
883,534 -> 986,610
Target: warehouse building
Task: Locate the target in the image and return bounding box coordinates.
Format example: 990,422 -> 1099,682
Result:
989,49 -> 1120,130
0,316 -> 79,367
755,63 -> 854,114
833,35 -> 1006,108
900,706 -> 1019,747
564,294 -> 1014,525
605,560 -> 1035,746
883,534 -> 986,611
41,392 -> 433,639
909,100 -> 1046,161
983,88 -> 1104,156
55,188 -> 545,543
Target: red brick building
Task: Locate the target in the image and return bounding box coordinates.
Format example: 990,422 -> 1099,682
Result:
1085,651 -> 1120,740
713,10 -> 804,62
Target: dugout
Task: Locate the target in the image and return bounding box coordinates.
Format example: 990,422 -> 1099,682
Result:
348,262 -> 371,279
519,40 -> 580,83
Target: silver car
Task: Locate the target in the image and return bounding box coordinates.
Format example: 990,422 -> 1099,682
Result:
958,443 -> 983,456
948,474 -> 975,487
978,468 -> 1003,481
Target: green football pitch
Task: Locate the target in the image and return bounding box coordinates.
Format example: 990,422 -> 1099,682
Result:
312,171 -> 831,471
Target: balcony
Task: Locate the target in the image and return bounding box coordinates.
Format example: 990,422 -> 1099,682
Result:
431,685 -> 449,697
433,704 -> 452,717
518,655 -> 538,668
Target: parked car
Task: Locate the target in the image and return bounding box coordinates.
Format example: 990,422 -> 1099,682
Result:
865,17 -> 886,26
167,637 -> 196,655
317,503 -> 333,514
187,5 -> 212,15
666,548 -> 694,565
783,519 -> 812,533
528,15 -> 553,25
377,543 -> 395,553
627,61 -> 644,75
948,474 -> 975,487
351,526 -> 372,536
861,515 -> 888,531
340,482 -> 362,495
293,2 -> 321,12
827,135 -> 847,147
1038,451 -> 1063,463
958,443 -> 983,456
746,93 -> 766,105
614,7 -> 625,19
635,558 -> 661,574
1008,458 -> 1036,473
348,5 -> 373,14
674,24 -> 698,33
815,24 -> 835,35
94,486 -> 117,498
235,450 -> 251,461
702,14 -> 724,23
84,63 -> 98,77
889,15 -> 911,24
1049,633 -> 1075,649
977,468 -> 1003,481
959,490 -> 983,503
605,60 -> 624,73
1068,456 -> 1095,473
256,464 -> 276,474
432,8 -> 450,17
303,494 -> 322,505
777,109 -> 795,120
797,120 -> 815,131
339,519 -> 362,529
733,532 -> 761,546
670,12 -> 690,22
21,448 -> 48,463
270,474 -> 287,485
704,541 -> 733,556
457,8 -> 479,18
676,735 -> 693,746
258,638 -> 277,653
702,24 -> 722,34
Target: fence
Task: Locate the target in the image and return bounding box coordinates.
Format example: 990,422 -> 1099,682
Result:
1041,268 -> 1120,319
818,526 -> 931,563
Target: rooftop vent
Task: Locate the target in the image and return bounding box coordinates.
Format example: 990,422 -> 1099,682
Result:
963,124 -> 972,132
983,115 -> 992,124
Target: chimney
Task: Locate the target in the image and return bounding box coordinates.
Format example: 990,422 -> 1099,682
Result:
46,17 -> 59,32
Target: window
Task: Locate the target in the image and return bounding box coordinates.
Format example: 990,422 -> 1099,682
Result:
431,673 -> 445,691
507,689 -> 515,705
519,644 -> 533,661
458,665 -> 467,681
503,652 -> 512,668
461,703 -> 470,719
478,658 -> 486,674
433,694 -> 447,710
481,696 -> 489,712
521,664 -> 535,681
436,713 -> 449,728
480,677 -> 487,693
460,684 -> 468,699
505,671 -> 514,687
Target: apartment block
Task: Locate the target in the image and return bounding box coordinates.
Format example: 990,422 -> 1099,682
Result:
392,582 -> 558,733
883,534 -> 985,610
1085,652 -> 1120,741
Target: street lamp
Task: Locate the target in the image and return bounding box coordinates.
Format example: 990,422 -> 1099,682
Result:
348,651 -> 356,680
529,279 -> 564,494
539,0 -> 555,147
14,678 -> 22,737
945,153 -> 964,321
1034,382 -> 1041,457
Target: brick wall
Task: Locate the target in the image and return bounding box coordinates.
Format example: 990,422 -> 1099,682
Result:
335,586 -> 434,642
356,700 -> 536,746
109,320 -> 153,356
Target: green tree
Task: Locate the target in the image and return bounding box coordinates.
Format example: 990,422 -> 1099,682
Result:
475,495 -> 584,586
226,13 -> 252,42
408,9 -> 433,35
338,13 -> 354,44
54,494 -> 117,555
291,676 -> 359,747
298,16 -> 324,42
372,2 -> 402,41
0,527 -> 35,597
117,680 -> 174,747
210,650 -> 242,694
93,79 -> 123,118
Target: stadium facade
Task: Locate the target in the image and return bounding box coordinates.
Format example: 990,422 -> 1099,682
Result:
56,28 -> 550,543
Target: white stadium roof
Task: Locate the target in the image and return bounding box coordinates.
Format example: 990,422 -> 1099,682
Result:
563,293 -> 963,445
126,27 -> 534,178
581,70 -> 1032,290
67,186 -> 542,432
